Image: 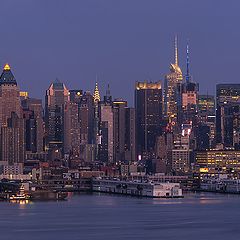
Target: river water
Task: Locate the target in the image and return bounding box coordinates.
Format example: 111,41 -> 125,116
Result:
0,192 -> 240,240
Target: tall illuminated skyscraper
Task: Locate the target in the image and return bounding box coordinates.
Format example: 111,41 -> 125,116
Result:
181,42 -> 198,125
113,99 -> 127,162
45,79 -> 69,154
0,64 -> 21,127
99,85 -> 114,162
0,64 -> 25,164
164,36 -> 183,131
216,84 -> 240,149
93,82 -> 101,161
135,81 -> 163,155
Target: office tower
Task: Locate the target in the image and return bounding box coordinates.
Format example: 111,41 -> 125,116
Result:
79,91 -> 94,144
64,101 -> 81,157
45,79 -> 69,154
135,81 -> 163,156
181,43 -> 198,125
93,82 -> 101,161
216,84 -> 240,148
171,134 -> 191,173
154,135 -> 167,173
0,64 -> 24,164
197,95 -> 216,147
99,86 -> 114,162
195,124 -> 210,150
112,100 -> 136,163
77,91 -> 95,162
218,104 -> 240,149
22,98 -> 44,153
113,99 -> 127,162
22,108 -> 37,152
1,113 -> 25,164
164,36 -> 183,131
198,95 -> 215,122
93,82 -> 101,143
0,64 -> 21,127
124,107 -> 136,162
198,95 -> 215,117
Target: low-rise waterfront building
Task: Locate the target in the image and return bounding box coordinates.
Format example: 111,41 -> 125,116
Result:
196,150 -> 240,174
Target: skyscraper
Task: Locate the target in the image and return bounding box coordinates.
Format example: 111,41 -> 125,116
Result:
216,84 -> 240,148
164,36 -> 183,131
113,99 -> 128,162
124,107 -> 136,162
22,98 -> 44,153
99,86 -> 114,162
198,94 -> 215,147
198,95 -> 215,121
45,79 -> 69,155
135,81 -> 163,156
79,91 -> 94,144
0,64 -> 21,127
64,101 -> 81,157
0,64 -> 24,164
181,43 -> 198,125
93,82 -> 101,161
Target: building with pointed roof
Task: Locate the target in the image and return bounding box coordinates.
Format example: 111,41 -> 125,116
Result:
45,79 -> 70,155
0,63 -> 17,86
93,82 -> 101,103
0,64 -> 21,127
164,36 -> 183,132
0,64 -> 25,164
181,42 -> 199,126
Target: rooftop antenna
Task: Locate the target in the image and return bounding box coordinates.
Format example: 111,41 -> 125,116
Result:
106,83 -> 111,96
186,40 -> 190,83
174,35 -> 179,66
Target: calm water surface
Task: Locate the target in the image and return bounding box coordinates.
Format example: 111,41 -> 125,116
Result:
0,192 -> 240,240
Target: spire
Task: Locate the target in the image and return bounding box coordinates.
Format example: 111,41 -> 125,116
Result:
174,35 -> 179,66
106,83 -> 111,97
186,41 -> 190,83
93,82 -> 101,103
185,40 -> 192,83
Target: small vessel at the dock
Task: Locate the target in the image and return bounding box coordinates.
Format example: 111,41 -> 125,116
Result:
92,178 -> 183,198
9,184 -> 30,201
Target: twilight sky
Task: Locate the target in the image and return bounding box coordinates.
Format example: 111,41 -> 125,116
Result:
0,0 -> 239,106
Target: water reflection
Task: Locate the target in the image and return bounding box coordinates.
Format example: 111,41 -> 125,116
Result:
10,199 -> 31,209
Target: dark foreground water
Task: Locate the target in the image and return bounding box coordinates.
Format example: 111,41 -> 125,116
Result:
0,192 -> 240,240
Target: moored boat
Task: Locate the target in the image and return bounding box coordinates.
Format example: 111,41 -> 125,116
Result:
92,178 -> 183,198
9,184 -> 30,201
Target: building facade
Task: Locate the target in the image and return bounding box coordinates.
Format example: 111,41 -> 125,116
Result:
45,80 -> 69,155
135,81 -> 163,156
216,84 -> 240,149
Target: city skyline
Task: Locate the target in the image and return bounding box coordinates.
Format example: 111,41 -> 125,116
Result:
0,34 -> 232,107
1,0 -> 240,105
1,2 -> 240,240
